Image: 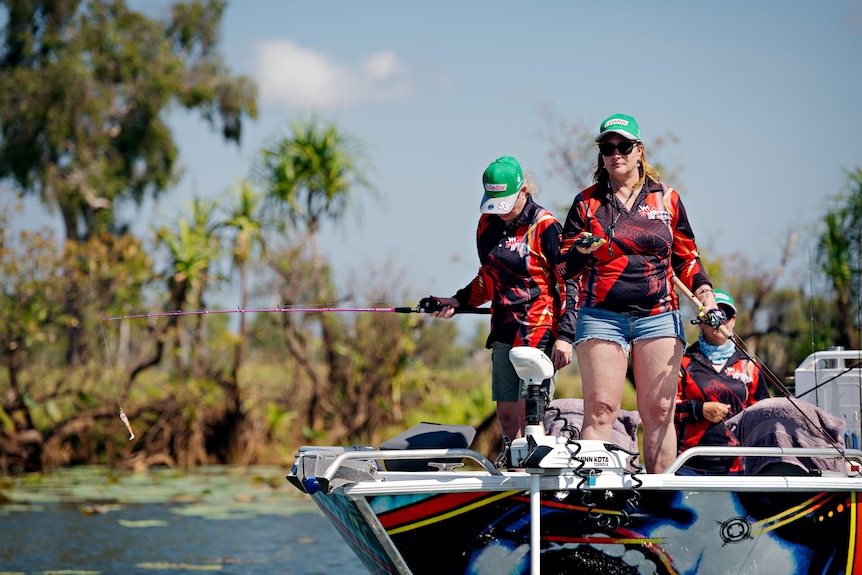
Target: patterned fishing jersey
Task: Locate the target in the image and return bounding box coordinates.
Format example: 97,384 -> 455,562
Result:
675,342 -> 770,473
453,197 -> 578,348
557,177 -> 710,315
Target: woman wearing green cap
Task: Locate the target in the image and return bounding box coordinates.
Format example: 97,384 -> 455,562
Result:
675,289 -> 769,475
430,156 -> 578,447
556,113 -> 719,474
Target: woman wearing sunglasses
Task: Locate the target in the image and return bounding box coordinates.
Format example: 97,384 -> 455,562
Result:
556,113 -> 718,474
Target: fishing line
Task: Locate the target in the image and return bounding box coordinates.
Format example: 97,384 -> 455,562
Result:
99,321 -> 135,440
795,365 -> 859,400
808,245 -> 820,406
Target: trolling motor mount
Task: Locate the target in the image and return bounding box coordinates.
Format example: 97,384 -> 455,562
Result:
509,346 -> 554,428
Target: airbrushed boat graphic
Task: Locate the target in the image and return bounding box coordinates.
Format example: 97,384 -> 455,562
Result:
287,347 -> 862,575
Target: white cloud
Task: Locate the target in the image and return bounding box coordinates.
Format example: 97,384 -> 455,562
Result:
254,40 -> 410,110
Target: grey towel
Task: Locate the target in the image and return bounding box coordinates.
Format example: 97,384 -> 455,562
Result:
726,397 -> 846,475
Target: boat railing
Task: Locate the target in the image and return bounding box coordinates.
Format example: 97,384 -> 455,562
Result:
291,447 -> 502,494
664,445 -> 862,475
291,444 -> 862,496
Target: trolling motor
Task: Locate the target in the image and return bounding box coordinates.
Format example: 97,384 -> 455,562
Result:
509,346 -> 554,442
508,347 -> 630,472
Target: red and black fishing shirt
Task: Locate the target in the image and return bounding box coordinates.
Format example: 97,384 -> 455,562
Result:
453,197 -> 578,348
675,342 -> 770,473
557,177 -> 710,315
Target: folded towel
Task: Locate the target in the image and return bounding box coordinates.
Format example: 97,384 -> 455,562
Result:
726,397 -> 846,475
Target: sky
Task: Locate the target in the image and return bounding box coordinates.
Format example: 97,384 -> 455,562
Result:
8,0 -> 862,331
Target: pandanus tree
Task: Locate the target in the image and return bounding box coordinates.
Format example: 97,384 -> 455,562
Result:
256,117 -> 405,442
219,181 -> 266,372
817,168 -> 862,349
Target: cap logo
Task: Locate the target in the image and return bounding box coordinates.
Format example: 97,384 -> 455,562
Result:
485,183 -> 507,192
605,119 -> 629,127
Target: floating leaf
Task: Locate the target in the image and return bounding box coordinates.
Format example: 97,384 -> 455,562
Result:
117,519 -> 168,528
80,504 -> 113,515
137,563 -> 222,571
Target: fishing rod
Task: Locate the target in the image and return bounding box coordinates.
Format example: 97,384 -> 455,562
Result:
671,275 -> 850,458
101,297 -> 491,322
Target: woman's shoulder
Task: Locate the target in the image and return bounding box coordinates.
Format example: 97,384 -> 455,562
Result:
524,197 -> 558,223
645,177 -> 673,193
574,183 -> 603,204
579,182 -> 601,197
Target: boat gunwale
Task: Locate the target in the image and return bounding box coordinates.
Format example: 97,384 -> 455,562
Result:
293,445 -> 862,497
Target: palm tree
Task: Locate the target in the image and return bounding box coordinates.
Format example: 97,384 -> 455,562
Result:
155,196 -> 223,378
256,117 -> 375,435
817,168 -> 862,349
220,181 -> 266,345
257,116 -> 374,278
219,182 -> 267,463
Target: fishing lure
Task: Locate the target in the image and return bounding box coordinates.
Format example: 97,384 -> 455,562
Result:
119,408 -> 135,441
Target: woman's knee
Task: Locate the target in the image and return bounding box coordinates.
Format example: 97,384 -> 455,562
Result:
640,398 -> 675,427
584,398 -> 619,426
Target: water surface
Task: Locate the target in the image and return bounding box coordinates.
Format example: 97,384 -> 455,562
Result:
0,465 -> 366,574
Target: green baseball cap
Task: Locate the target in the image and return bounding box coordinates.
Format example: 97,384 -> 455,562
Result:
595,113 -> 641,142
480,156 -> 525,214
714,289 -> 737,316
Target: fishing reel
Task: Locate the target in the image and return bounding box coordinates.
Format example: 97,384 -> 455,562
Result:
417,297 -> 490,315
418,297 -> 445,313
691,307 -> 727,329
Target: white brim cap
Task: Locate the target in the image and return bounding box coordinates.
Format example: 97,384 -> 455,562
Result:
480,190 -> 519,214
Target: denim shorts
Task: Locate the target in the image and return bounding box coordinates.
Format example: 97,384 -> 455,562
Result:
491,341 -> 557,402
574,307 -> 685,354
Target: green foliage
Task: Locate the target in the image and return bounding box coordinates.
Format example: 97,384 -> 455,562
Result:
0,217 -> 70,364
0,0 -> 257,241
816,168 -> 862,348
256,116 -> 375,235
414,319 -> 470,369
154,197 -> 222,311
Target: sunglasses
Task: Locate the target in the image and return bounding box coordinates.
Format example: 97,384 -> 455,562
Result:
599,140 -> 638,156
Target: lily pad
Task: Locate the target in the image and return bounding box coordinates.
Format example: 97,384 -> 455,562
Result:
117,518 -> 169,528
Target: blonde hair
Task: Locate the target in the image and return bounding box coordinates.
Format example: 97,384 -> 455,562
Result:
592,143 -> 661,187
524,172 -> 541,199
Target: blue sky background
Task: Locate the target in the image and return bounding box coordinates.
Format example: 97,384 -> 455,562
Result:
9,1 -> 862,327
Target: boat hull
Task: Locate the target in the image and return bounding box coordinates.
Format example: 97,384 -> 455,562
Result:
308,476 -> 862,575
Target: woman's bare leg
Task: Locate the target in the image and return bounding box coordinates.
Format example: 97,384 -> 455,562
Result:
577,339 -> 628,441
632,336 -> 684,473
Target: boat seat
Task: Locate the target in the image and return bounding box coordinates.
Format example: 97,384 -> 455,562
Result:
380,422 -> 477,472
754,461 -> 811,476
